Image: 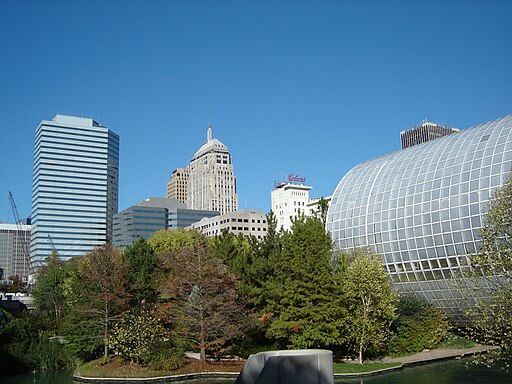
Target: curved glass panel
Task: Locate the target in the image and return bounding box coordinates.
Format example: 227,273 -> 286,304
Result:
327,116 -> 512,321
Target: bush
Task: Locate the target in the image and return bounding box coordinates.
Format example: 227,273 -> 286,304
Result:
388,296 -> 448,355
0,314 -> 75,371
146,342 -> 185,371
110,310 -> 168,364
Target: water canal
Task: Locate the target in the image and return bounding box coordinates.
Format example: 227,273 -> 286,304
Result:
4,358 -> 512,384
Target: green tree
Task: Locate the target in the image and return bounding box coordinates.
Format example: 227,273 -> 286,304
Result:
467,175 -> 512,367
160,237 -> 249,361
344,249 -> 396,364
31,251 -> 67,332
388,296 -> 448,355
265,216 -> 345,349
148,229 -> 202,254
67,245 -> 129,360
123,238 -> 158,306
110,309 -> 168,364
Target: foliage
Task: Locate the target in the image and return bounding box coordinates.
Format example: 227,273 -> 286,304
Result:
67,245 -> 129,360
473,175 -> 512,281
148,229 -> 202,254
31,250 -> 67,332
160,236 -> 249,361
0,313 -> 75,371
388,296 -> 448,356
124,238 -> 158,305
265,216 -> 346,349
344,248 -> 397,364
467,175 -> 512,367
467,286 -> 512,369
110,309 -> 168,364
145,342 -> 185,371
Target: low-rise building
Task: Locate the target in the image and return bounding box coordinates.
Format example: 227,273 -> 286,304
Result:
113,197 -> 218,248
189,210 -> 267,239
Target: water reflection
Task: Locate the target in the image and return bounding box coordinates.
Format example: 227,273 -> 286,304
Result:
4,359 -> 511,384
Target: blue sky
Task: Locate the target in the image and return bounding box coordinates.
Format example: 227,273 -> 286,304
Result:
1,0 -> 511,221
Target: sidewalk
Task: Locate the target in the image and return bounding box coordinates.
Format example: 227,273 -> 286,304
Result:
382,344 -> 497,365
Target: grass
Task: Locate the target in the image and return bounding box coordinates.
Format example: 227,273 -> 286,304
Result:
76,358 -> 175,378
333,362 -> 401,374
437,333 -> 477,349
75,356 -> 244,378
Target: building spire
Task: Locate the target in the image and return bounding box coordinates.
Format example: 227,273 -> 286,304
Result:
207,123 -> 213,142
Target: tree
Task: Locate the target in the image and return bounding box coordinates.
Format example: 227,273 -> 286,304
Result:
473,175 -> 512,281
344,249 -> 396,364
31,251 -> 67,332
110,309 -> 168,364
68,245 -> 129,360
388,296 -> 448,355
160,237 -> 249,361
314,197 -> 330,226
467,175 -> 512,367
123,238 -> 158,305
148,229 -> 202,254
265,216 -> 345,349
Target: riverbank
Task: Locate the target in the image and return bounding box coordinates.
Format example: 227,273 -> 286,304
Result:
73,344 -> 496,382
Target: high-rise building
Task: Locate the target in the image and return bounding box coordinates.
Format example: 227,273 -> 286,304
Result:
30,115 -> 119,270
113,197 -> 218,248
271,179 -> 312,231
0,223 -> 31,282
189,209 -> 267,239
187,125 -> 238,215
166,167 -> 189,204
327,116 -> 512,321
400,121 -> 459,149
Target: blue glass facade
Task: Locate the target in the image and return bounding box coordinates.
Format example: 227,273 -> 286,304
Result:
30,115 -> 119,270
326,116 -> 512,321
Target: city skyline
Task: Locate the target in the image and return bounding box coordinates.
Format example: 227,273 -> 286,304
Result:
1,1 -> 511,221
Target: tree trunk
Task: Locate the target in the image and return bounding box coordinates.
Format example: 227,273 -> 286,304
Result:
199,306 -> 206,362
104,301 -> 109,359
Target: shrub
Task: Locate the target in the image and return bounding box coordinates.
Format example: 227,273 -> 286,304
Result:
110,309 -> 168,364
388,296 -> 448,355
146,342 -> 185,371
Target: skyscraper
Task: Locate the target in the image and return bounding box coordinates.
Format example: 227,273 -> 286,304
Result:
166,167 -> 189,204
30,115 -> 119,271
400,121 -> 459,149
187,125 -> 238,215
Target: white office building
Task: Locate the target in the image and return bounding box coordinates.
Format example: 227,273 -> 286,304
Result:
189,210 -> 267,239
271,181 -> 312,231
187,125 -> 238,215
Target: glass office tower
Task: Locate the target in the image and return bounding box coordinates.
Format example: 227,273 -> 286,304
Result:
327,116 -> 512,321
30,115 -> 119,271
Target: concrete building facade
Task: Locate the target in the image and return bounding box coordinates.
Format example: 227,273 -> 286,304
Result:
271,181 -> 312,231
187,125 -> 238,215
190,210 -> 267,239
30,115 -> 119,270
400,121 -> 459,149
0,223 -> 31,282
166,167 -> 189,204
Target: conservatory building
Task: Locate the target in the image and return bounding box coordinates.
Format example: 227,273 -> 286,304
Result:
326,116 -> 512,321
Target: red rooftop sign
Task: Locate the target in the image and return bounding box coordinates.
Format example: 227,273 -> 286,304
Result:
288,174 -> 306,183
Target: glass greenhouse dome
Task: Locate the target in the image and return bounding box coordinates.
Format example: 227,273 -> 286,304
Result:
326,116 -> 512,321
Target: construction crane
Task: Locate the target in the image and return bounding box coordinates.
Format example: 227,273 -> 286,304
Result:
8,191 -> 30,282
